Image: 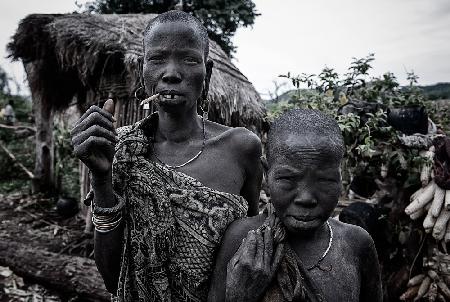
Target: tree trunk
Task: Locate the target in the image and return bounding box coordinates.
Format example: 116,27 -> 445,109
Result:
25,63 -> 55,194
0,239 -> 109,301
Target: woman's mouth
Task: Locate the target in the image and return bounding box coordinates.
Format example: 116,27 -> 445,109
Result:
288,215 -> 316,222
158,90 -> 183,101
161,93 -> 179,100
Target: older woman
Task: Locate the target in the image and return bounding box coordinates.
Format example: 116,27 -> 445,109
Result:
70,10 -> 262,302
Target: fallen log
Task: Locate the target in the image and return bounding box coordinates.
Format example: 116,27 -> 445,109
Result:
0,239 -> 109,301
0,123 -> 36,133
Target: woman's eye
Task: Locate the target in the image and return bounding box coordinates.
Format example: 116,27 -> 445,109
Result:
148,56 -> 164,63
276,177 -> 294,183
318,178 -> 336,183
184,57 -> 200,64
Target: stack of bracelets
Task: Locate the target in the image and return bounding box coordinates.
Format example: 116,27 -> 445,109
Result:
90,192 -> 125,233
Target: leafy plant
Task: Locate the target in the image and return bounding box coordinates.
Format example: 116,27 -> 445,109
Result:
54,124 -> 80,199
272,55 -> 432,195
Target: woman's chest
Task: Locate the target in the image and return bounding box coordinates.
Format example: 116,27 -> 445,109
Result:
151,143 -> 245,195
307,246 -> 361,301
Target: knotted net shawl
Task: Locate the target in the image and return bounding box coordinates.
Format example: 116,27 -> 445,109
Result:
112,118 -> 248,302
258,205 -> 325,302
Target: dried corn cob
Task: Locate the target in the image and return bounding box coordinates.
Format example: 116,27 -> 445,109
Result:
445,221 -> 450,243
445,190 -> 450,211
437,280 -> 450,299
410,208 -> 425,220
423,211 -> 437,233
416,276 -> 432,300
432,209 -> 450,240
406,181 -> 436,215
408,274 -> 426,287
436,293 -> 446,302
400,285 -> 419,301
430,186 -> 446,218
427,282 -> 438,302
420,163 -> 432,187
427,270 -> 438,280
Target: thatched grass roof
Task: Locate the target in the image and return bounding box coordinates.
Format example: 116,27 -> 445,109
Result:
8,13 -> 266,131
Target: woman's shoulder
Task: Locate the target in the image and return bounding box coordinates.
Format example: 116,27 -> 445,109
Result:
220,214 -> 266,254
206,121 -> 261,157
330,219 -> 376,255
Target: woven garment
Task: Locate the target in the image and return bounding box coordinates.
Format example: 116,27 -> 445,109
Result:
112,115 -> 248,302
258,205 -> 325,302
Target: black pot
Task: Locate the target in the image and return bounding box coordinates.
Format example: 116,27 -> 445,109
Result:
56,197 -> 79,218
387,105 -> 428,135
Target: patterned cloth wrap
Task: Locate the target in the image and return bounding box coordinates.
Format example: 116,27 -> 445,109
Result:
111,115 -> 248,302
258,204 -> 325,302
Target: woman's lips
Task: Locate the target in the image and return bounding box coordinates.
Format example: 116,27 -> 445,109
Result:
287,215 -> 316,222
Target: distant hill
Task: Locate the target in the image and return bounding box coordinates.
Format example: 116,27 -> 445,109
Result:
266,83 -> 450,104
419,82 -> 450,100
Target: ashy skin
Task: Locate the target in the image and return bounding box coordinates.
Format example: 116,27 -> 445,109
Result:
71,20 -> 262,294
208,133 -> 382,302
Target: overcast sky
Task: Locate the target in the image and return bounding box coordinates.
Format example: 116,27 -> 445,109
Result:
1,0 -> 449,97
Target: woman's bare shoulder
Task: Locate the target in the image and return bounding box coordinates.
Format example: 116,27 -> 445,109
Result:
206,121 -> 261,156
330,219 -> 376,254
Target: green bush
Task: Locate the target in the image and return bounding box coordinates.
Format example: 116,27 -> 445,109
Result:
271,54 -> 437,194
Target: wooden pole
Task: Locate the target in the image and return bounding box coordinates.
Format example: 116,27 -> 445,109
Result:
24,62 -> 55,194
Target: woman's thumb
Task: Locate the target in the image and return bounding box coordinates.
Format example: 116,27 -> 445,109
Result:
103,99 -> 115,115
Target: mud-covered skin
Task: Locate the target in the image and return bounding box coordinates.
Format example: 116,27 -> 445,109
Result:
70,13 -> 262,294
210,216 -> 381,302
209,115 -> 382,302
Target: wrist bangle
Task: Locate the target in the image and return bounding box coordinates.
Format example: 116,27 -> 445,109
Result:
92,211 -> 123,233
91,192 -> 125,216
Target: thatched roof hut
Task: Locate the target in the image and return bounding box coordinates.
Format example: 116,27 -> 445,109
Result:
9,13 -> 265,127
8,13 -> 266,193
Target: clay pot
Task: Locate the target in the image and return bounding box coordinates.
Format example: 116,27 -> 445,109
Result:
387,105 -> 428,135
56,197 -> 79,218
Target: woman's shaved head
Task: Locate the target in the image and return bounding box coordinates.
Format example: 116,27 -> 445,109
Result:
144,10 -> 209,59
267,108 -> 345,165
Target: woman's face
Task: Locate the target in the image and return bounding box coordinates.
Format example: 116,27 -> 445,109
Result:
267,133 -> 342,234
143,21 -> 208,113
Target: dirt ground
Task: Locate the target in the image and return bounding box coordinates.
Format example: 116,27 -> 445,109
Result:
0,193 -> 94,301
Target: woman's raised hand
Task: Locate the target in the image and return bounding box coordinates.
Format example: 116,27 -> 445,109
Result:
71,99 -> 117,178
225,227 -> 282,302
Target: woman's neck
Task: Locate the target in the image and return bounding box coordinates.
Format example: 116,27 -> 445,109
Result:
287,221 -> 329,248
156,106 -> 202,143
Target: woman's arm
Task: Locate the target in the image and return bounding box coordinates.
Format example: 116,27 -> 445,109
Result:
237,130 -> 263,216
208,217 -> 276,302
91,172 -> 124,294
359,231 -> 383,302
71,100 -> 124,293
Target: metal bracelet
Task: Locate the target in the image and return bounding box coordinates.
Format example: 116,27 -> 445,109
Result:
92,212 -> 123,233
92,211 -> 121,224
91,192 -> 125,216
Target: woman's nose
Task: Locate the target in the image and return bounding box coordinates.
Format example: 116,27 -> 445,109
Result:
162,62 -> 182,84
293,188 -> 318,207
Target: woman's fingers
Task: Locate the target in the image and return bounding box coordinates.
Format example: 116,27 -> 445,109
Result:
78,105 -> 115,124
263,227 -> 273,269
71,111 -> 115,137
102,99 -> 115,115
254,230 -> 264,270
73,136 -> 115,160
72,124 -> 117,147
270,243 -> 284,278
228,237 -> 247,271
242,230 -> 257,262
